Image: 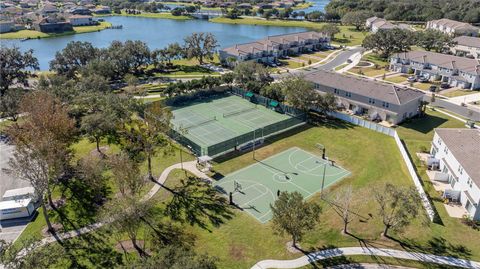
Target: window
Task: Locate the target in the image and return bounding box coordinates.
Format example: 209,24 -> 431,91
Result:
345,92 -> 351,97
368,98 -> 375,104
458,165 -> 463,175
437,138 -> 442,145
334,88 -> 340,94
444,147 -> 449,154
382,102 -> 389,108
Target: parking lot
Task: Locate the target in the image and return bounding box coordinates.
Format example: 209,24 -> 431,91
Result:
0,140 -> 33,243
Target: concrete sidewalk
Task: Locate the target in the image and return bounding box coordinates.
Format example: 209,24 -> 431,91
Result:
251,247 -> 480,269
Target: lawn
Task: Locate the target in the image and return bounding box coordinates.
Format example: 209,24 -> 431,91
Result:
349,66 -> 386,77
384,75 -> 408,84
0,22 -> 111,39
413,81 -> 439,91
334,63 -> 348,71
209,17 -> 368,46
119,11 -> 191,20
441,89 -> 479,98
278,59 -> 304,69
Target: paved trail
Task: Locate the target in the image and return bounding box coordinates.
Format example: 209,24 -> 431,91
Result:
251,247 -> 480,269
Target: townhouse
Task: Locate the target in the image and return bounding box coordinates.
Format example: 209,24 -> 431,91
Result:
390,51 -> 480,90
452,36 -> 480,59
430,128 -> 480,220
426,18 -> 479,37
68,14 -> 93,26
219,31 -> 330,66
304,70 -> 424,124
365,17 -> 410,33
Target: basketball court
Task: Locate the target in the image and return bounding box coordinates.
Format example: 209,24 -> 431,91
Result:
214,147 -> 351,223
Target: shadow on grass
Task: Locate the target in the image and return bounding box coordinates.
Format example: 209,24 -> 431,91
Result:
389,236 -> 472,260
399,114 -> 447,134
298,244 -> 354,268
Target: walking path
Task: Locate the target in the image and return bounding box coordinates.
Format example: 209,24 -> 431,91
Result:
251,247 -> 480,269
13,160 -> 208,258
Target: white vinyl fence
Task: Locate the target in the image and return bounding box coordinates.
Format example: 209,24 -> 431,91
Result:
329,111 -> 436,221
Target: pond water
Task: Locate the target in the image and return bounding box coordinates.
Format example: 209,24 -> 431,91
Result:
1,16 -> 307,70
296,0 -> 331,13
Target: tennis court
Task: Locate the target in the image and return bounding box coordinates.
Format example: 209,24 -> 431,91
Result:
214,147 -> 351,223
170,95 -> 304,156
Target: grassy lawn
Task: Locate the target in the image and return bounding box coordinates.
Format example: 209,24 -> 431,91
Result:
349,67 -> 387,77
441,89 -> 479,98
119,11 -> 191,20
279,59 -> 304,69
385,75 -> 408,84
209,17 -> 368,46
0,22 -> 111,39
334,63 -> 348,71
413,81 -> 440,91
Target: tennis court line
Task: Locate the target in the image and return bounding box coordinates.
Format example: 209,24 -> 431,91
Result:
288,147 -> 350,177
255,162 -> 313,197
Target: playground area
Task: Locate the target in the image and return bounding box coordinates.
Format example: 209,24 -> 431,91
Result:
214,147 -> 351,223
170,94 -> 304,156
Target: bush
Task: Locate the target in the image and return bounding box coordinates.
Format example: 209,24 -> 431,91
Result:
419,145 -> 428,153
462,215 -> 480,230
407,68 -> 414,74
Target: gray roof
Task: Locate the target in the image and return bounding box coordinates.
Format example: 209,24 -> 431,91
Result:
454,36 -> 480,49
221,31 -> 329,57
392,50 -> 480,75
428,18 -> 478,31
304,70 -> 424,105
435,128 -> 480,187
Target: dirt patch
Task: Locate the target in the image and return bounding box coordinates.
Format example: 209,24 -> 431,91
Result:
90,146 -> 110,158
286,241 -> 302,253
41,223 -> 64,237
229,244 -> 246,261
115,240 -> 146,253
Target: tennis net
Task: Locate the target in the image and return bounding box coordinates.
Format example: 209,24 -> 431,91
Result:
223,106 -> 257,118
183,117 -> 216,130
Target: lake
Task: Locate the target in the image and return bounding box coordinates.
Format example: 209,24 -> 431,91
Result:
297,0 -> 331,13
1,16 -> 307,70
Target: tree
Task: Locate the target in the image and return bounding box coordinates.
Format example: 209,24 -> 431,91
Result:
183,33 -> 218,65
75,155 -> 109,205
281,75 -> 317,113
362,28 -> 415,58
233,61 -> 272,93
320,24 -> 340,39
0,46 -> 39,96
341,11 -> 371,30
49,41 -> 98,78
81,111 -> 118,155
109,153 -> 146,198
271,191 -> 321,248
374,183 -> 422,238
121,102 -> 172,180
415,29 -> 456,52
0,87 -> 24,121
330,186 -> 356,234
316,92 -> 337,115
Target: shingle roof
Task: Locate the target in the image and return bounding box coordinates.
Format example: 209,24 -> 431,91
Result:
304,70 -> 424,105
392,50 -> 480,75
435,128 -> 480,187
221,31 -> 328,57
454,36 -> 480,49
429,18 -> 478,31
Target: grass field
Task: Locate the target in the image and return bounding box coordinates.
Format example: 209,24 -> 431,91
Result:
209,17 -> 368,46
0,22 -> 112,39
440,89 -> 478,98
384,75 -> 409,84
119,11 -> 191,20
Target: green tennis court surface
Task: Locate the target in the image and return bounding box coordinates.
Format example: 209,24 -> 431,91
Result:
171,95 -> 304,156
214,147 -> 351,223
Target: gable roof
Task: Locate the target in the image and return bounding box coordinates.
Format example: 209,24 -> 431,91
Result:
435,128 -> 480,187
454,36 -> 480,49
304,70 -> 424,105
429,18 -> 478,31
392,50 -> 480,75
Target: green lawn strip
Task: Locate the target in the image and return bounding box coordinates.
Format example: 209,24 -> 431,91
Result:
441,89 -> 479,98
209,17 -> 367,46
119,11 -> 191,20
361,53 -> 389,67
349,67 -> 386,77
385,75 -> 408,84
334,63 -> 348,71
0,21 -> 112,39
279,59 -> 304,69
413,82 -> 440,91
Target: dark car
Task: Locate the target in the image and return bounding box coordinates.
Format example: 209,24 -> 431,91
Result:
418,76 -> 429,83
440,83 -> 450,89
429,85 -> 437,92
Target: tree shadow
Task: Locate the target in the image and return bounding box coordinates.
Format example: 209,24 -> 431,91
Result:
398,114 -> 447,134
164,176 -> 234,231
389,236 -> 472,260
297,244 -> 355,268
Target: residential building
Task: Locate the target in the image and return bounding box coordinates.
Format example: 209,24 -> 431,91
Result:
365,17 -> 411,33
304,70 -> 424,124
68,6 -> 91,15
34,17 -> 73,33
426,18 -> 479,37
93,5 -> 111,14
0,20 -> 14,33
430,128 -> 480,220
69,14 -> 93,26
219,31 -> 330,66
452,36 -> 480,59
39,4 -> 58,15
390,51 -> 480,90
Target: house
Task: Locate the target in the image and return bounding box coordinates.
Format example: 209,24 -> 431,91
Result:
390,51 -> 480,90
304,70 -> 424,124
0,20 -> 14,33
93,5 -> 111,14
39,4 -> 58,15
69,14 -> 93,26
451,36 -> 480,59
426,18 -> 479,37
34,17 -> 73,33
429,128 -> 480,220
365,16 -> 410,33
68,6 -> 91,15
237,3 -> 252,9
219,31 -> 330,66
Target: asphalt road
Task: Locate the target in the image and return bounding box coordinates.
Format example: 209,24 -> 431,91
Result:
428,97 -> 480,121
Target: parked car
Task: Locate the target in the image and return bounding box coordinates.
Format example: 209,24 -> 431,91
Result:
418,76 -> 429,83
440,83 -> 450,89
429,85 -> 437,92
407,76 -> 416,83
